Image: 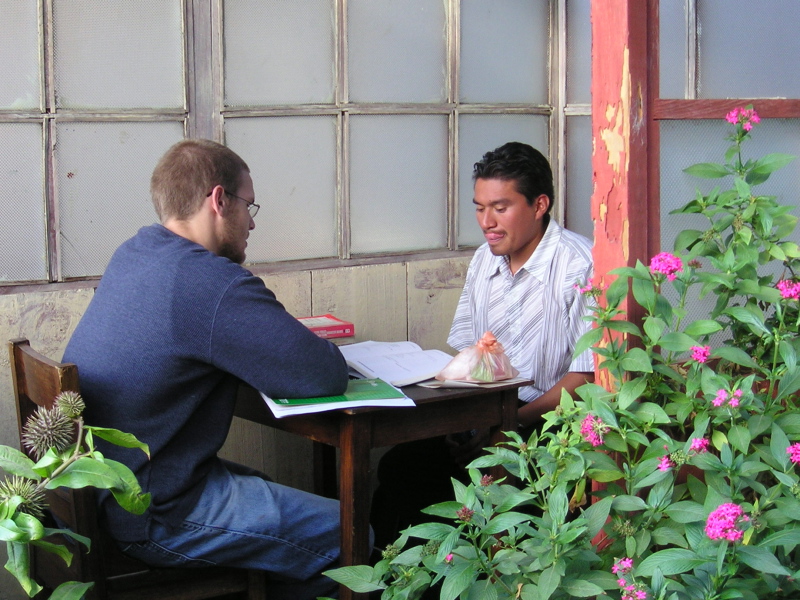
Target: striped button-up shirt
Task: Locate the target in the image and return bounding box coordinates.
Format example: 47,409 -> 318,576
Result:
448,220 -> 594,403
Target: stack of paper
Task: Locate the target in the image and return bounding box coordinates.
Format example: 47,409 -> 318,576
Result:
262,378 -> 414,418
339,340 -> 454,386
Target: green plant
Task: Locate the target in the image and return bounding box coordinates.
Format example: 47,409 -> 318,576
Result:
1,391 -> 150,600
324,107 -> 800,599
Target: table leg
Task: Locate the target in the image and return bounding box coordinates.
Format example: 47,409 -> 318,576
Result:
338,417 -> 373,600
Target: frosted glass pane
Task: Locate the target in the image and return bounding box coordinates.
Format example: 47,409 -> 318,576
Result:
348,0 -> 446,103
56,122 -> 184,278
0,124 -> 46,282
224,0 -> 335,106
53,0 -> 183,109
350,115 -> 448,254
565,116 -> 593,241
566,0 -> 591,105
224,116 -> 337,262
1,1 -> 40,109
457,114 -> 548,247
460,0 -> 548,103
659,0 -> 686,99
698,0 -> 800,98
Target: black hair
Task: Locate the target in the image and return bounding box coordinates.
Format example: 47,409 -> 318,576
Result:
473,142 -> 554,213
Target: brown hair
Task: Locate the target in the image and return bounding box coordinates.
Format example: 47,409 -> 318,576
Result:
150,139 -> 250,221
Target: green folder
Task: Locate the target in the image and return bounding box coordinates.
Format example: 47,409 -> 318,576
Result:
274,378 -> 406,406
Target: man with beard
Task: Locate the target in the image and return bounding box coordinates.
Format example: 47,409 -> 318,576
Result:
64,139 -> 349,600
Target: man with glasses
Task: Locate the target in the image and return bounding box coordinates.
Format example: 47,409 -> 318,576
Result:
64,139 -> 348,600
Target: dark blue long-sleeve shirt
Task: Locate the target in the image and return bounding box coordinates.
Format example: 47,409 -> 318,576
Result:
64,224 -> 348,540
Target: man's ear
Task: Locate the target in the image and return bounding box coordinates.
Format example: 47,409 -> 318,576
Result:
208,185 -> 226,217
534,194 -> 550,218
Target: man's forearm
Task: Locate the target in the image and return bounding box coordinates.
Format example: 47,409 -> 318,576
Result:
518,371 -> 594,428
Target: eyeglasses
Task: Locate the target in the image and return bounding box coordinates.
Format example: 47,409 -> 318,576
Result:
224,190 -> 260,219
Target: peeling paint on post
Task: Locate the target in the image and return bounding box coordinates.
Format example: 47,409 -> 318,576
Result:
591,0 -> 656,388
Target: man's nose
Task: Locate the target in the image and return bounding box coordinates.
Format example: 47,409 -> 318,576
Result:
478,210 -> 495,230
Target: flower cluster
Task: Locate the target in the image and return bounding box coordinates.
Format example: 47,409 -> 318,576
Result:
690,345 -> 711,363
612,558 -> 647,600
712,388 -> 742,408
649,252 -> 683,281
725,106 -> 761,131
574,280 -> 606,299
456,506 -> 474,523
580,413 -> 609,447
689,437 -> 710,453
777,279 -> 800,300
657,452 -> 674,472
788,443 -> 800,465
705,503 -> 750,542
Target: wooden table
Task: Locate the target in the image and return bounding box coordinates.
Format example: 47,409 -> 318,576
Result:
234,380 -> 526,600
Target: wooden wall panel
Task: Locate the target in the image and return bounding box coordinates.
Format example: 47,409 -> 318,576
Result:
407,257 -> 471,353
311,264 -> 408,343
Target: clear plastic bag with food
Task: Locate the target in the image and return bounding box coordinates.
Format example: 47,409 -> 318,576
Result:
436,331 -> 519,383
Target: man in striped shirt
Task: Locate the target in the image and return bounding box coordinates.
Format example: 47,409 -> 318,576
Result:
448,141 -> 595,433
370,142 -> 595,548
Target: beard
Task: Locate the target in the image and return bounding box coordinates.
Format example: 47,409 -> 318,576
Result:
217,218 -> 246,264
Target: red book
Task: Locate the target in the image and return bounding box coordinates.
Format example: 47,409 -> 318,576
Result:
297,314 -> 355,339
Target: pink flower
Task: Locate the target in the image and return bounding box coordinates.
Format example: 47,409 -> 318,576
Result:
658,454 -> 674,472
726,106 -> 761,131
787,443 -> 800,464
777,279 -> 800,300
705,503 -> 749,542
580,413 -> 610,447
729,389 -> 742,408
612,557 -> 634,575
690,345 -> 711,363
649,252 -> 683,281
712,389 -> 729,407
445,553 -> 454,563
690,438 -> 710,453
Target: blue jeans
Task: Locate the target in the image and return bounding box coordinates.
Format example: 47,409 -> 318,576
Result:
120,459 -> 347,600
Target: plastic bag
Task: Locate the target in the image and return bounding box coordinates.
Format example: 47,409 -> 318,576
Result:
436,331 -> 519,383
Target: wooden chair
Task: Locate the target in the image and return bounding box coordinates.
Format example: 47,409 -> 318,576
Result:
8,338 -> 266,600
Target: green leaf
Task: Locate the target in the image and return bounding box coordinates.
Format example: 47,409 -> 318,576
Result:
104,459 -> 151,515
633,402 -> 671,424
759,527 -> 800,548
728,425 -> 752,454
617,377 -> 648,411
5,540 -> 42,596
46,457 -> 125,491
658,332 -> 697,352
673,229 -> 704,253
620,347 -> 654,373
747,152 -> 796,179
637,548 -> 709,576
574,327 -> 604,359
684,320 -> 724,337
441,561 -> 476,600
612,495 -> 648,512
323,566 -> 384,593
86,427 -> 151,458
652,526 -> 689,548
684,162 -> 730,178
561,578 -> 605,597
48,581 -> 96,600
713,346 -> 759,369
31,538 -> 75,566
724,307 -> 770,335
483,512 -> 532,535
537,565 -> 561,600
664,501 -> 706,523
583,496 -> 613,539
737,545 -> 791,576
0,447 -> 39,480
404,522 -> 456,541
